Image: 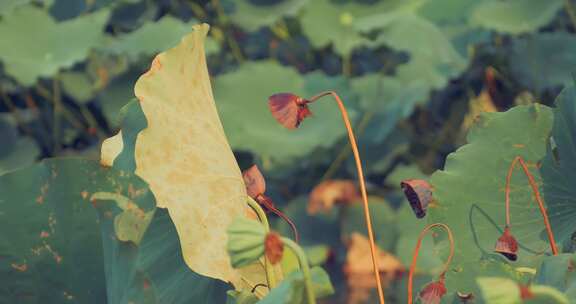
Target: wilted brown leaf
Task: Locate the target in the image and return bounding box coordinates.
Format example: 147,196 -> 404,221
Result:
101,24 -> 264,289
308,179 -> 360,214
461,89 -> 498,132
343,233 -> 404,304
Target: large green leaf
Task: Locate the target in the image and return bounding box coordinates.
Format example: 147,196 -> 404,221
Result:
477,277 -> 570,304
508,33 -> 576,94
350,72 -> 427,142
470,0 -> 563,34
340,197 -> 397,251
0,159 -> 117,303
100,16 -> 217,60
429,105 -> 554,291
213,62 -> 357,165
0,0 -> 31,15
300,0 -> 404,55
0,157 -> 231,303
534,254 -> 576,292
0,6 -> 109,85
228,0 -> 308,31
541,87 -> 576,245
258,266 -> 333,304
0,115 -> 40,175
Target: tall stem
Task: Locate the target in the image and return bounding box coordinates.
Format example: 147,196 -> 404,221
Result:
282,237 -> 316,304
407,223 -> 455,304
308,91 -> 385,304
504,156 -> 558,255
246,197 -> 277,289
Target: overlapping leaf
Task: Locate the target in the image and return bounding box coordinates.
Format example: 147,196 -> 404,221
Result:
0,157 -> 230,303
228,0 -> 308,31
541,87 -> 576,244
509,33 -> 576,94
101,24 -> 265,289
470,0 -> 563,34
213,63 -> 357,165
101,16 -> 218,60
429,104 -> 554,292
0,5 -> 109,85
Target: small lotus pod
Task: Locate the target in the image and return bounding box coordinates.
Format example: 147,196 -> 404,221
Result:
242,165 -> 266,198
227,217 -> 266,268
268,93 -> 311,129
400,179 -> 433,218
264,231 -> 284,265
419,277 -> 447,304
494,226 -> 519,261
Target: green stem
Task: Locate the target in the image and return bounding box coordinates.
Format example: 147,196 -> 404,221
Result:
247,197 -> 270,231
282,237 -> 316,304
246,197 -> 277,289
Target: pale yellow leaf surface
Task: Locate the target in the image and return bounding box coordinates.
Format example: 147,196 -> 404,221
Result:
101,24 -> 263,288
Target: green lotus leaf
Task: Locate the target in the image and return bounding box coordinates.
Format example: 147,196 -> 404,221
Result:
0,0 -> 31,15
350,74 -> 427,143
395,203 -> 443,275
340,197 -> 397,251
508,33 -> 576,94
470,0 -> 563,34
60,71 -> 96,104
541,87 -> 576,245
0,114 -> 40,175
226,290 -> 259,304
0,5 -> 109,85
477,277 -> 521,304
274,197 -> 341,249
213,62 -> 357,165
228,0 -> 308,31
417,0 -> 477,24
429,104 -> 554,290
534,254 -> 576,292
101,16 -> 218,60
478,276 -> 570,304
300,0 -> 403,55
0,158 -> 231,303
258,266 -> 333,304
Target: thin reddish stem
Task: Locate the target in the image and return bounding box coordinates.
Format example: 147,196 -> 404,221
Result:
309,91 -> 385,304
258,194 -> 300,243
407,223 -> 455,304
504,156 -> 558,255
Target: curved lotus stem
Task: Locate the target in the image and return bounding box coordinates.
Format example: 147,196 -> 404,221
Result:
407,223 -> 455,304
308,91 -> 385,304
504,156 -> 558,255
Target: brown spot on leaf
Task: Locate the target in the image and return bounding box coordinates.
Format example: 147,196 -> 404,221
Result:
80,191 -> 89,200
513,144 -> 525,148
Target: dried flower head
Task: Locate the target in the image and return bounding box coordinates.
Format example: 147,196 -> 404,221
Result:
242,165 -> 266,198
419,277 -> 447,304
400,179 -> 433,218
264,232 -> 284,265
494,227 -> 519,261
242,165 -> 299,242
268,93 -> 311,129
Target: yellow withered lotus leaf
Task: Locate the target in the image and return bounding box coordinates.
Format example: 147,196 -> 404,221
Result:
101,24 -> 258,288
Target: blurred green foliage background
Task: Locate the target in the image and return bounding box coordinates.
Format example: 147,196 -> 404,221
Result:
1,0 -> 576,303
